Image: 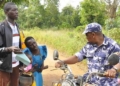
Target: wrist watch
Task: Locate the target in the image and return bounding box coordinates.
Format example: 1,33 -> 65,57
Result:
112,67 -> 118,73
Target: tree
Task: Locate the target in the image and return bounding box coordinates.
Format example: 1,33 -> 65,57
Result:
60,5 -> 74,28
103,0 -> 120,19
17,0 -> 46,28
59,5 -> 80,28
80,0 -> 106,25
102,0 -> 120,29
43,0 -> 59,27
72,6 -> 81,27
0,0 -> 29,7
17,0 -> 60,28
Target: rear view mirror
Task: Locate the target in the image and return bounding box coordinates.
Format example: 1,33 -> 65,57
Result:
108,53 -> 119,65
53,50 -> 59,60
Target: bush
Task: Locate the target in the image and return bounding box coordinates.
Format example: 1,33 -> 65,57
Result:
103,28 -> 120,44
75,25 -> 86,32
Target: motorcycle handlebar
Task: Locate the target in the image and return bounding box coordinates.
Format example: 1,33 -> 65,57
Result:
85,72 -> 106,83
59,61 -> 73,74
59,61 -> 107,77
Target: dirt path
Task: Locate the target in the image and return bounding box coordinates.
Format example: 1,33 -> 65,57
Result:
42,46 -> 87,86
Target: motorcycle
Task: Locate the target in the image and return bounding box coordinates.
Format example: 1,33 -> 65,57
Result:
52,50 -> 119,86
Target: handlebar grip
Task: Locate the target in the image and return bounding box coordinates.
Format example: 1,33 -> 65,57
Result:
97,72 -> 106,77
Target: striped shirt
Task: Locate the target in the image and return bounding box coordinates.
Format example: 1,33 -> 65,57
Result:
8,22 -> 20,68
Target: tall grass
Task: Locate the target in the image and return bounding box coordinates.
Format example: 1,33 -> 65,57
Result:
24,27 -> 87,56
23,27 -> 120,66
23,27 -> 120,57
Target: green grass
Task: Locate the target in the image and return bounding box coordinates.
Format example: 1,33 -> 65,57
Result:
23,27 -> 120,65
23,28 -> 87,55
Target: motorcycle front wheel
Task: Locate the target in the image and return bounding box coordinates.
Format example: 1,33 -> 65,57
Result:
52,82 -> 61,86
61,79 -> 74,86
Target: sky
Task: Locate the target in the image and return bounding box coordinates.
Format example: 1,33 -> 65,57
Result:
40,0 -> 82,12
59,0 -> 82,11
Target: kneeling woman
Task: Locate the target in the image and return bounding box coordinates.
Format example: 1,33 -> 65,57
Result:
23,36 -> 48,86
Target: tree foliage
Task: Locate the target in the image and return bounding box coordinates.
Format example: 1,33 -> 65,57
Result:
80,0 -> 106,25
103,0 -> 120,19
43,0 -> 59,27
0,0 -> 29,7
0,0 -> 120,29
60,5 -> 80,28
101,0 -> 120,29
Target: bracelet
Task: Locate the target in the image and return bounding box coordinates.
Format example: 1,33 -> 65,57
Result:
112,67 -> 118,73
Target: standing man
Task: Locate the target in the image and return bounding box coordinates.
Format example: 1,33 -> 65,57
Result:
55,22 -> 120,86
0,2 -> 22,86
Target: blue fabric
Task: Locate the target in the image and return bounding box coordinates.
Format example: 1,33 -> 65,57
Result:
83,22 -> 102,34
75,36 -> 120,86
23,45 -> 47,86
33,72 -> 43,86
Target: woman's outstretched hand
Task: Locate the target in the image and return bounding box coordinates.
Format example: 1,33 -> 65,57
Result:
37,65 -> 48,73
